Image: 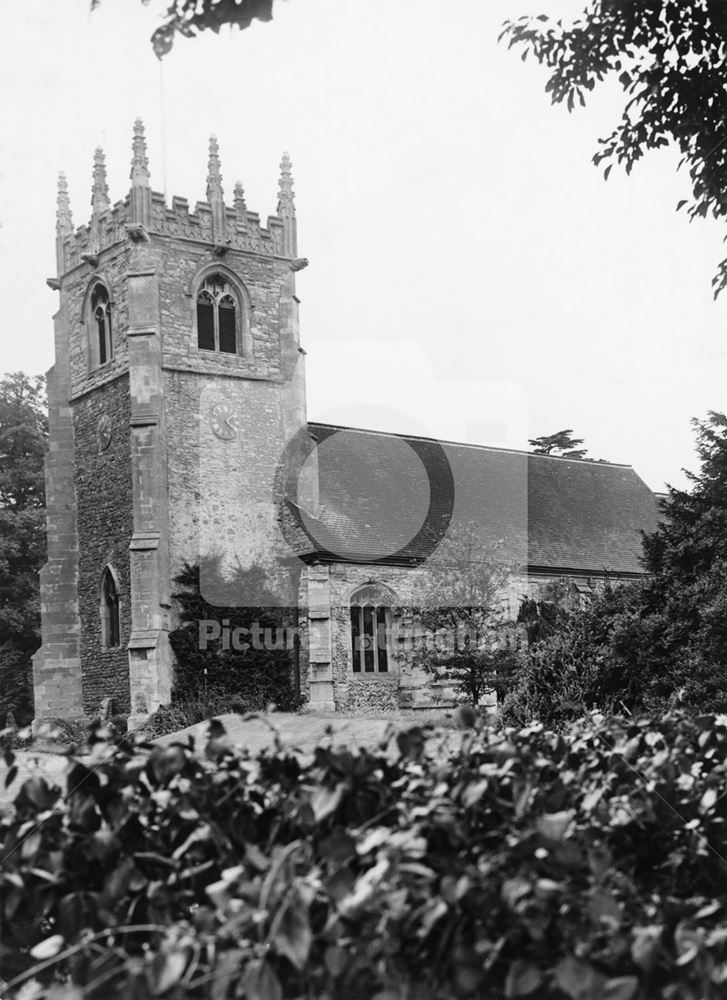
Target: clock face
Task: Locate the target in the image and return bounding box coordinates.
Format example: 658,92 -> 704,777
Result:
97,413 -> 112,451
209,403 -> 239,440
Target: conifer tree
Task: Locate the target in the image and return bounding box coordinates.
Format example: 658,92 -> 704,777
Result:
529,430 -> 588,459
506,412 -> 727,723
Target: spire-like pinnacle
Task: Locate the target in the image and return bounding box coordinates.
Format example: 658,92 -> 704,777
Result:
55,172 -> 74,274
56,172 -> 73,236
234,180 -> 247,228
129,119 -> 152,229
91,147 -> 110,215
277,152 -> 297,257
206,135 -> 223,201
130,118 -> 150,185
206,135 -> 226,241
277,151 -> 294,209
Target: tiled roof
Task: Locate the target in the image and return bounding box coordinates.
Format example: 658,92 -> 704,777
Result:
289,423 -> 660,575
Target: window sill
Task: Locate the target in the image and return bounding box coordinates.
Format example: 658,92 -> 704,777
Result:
196,347 -> 241,358
351,672 -> 398,681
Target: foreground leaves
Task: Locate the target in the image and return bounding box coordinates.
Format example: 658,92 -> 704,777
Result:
3,711 -> 727,998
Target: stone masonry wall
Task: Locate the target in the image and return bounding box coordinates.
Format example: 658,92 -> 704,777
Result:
304,562 -> 627,712
164,370 -> 300,604
159,241 -> 306,678
62,234 -> 304,712
63,243 -> 133,400
322,563 -> 424,712
62,229 -> 296,402
73,374 -> 133,715
33,300 -> 84,722
158,241 -> 291,380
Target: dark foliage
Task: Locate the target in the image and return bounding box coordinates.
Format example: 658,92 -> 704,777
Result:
529,430 -> 588,459
516,580 -> 575,645
159,560 -> 301,734
636,410 -> 727,710
0,374 -> 47,726
92,0 -> 286,58
502,582 -> 653,728
3,710 -> 727,997
501,2 -> 727,295
504,413 -> 727,726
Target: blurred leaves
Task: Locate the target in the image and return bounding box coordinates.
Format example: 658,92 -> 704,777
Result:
91,0 -> 283,59
2,710 -> 727,996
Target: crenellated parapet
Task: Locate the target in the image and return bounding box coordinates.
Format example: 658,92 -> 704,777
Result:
154,195 -> 287,255
55,122 -> 296,276
60,200 -> 131,273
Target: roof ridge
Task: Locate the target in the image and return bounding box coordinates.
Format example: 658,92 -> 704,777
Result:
307,421 -> 635,470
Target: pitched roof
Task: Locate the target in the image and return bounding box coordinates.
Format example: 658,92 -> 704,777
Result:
288,423 -> 659,576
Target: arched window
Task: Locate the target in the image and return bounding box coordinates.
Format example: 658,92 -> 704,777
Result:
90,283 -> 113,366
100,566 -> 120,648
196,274 -> 239,354
350,584 -> 393,674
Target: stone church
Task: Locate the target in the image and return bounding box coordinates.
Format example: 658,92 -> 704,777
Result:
32,123 -> 659,725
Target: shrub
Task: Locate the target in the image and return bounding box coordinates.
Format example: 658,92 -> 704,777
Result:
168,560 -> 302,717
501,583 -> 654,728
32,718 -> 91,748
144,695 -> 246,739
0,649 -> 35,729
503,413 -> 727,727
3,710 -> 727,998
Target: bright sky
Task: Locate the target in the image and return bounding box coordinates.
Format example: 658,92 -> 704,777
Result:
1,0 -> 725,491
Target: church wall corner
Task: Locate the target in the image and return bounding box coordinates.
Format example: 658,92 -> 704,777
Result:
73,375 -> 134,715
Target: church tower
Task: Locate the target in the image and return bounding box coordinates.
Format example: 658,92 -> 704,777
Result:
34,123 -> 309,727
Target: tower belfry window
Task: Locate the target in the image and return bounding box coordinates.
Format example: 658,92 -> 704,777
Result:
196,275 -> 239,354
90,283 -> 113,366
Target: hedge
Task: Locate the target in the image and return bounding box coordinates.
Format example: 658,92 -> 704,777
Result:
1,710 -> 727,998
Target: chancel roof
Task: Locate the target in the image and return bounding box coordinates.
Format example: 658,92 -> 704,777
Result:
293,423 -> 658,576
286,423 -> 660,577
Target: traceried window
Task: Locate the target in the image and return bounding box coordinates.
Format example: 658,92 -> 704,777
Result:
196,274 -> 239,354
100,566 -> 120,648
91,283 -> 113,366
350,585 -> 393,674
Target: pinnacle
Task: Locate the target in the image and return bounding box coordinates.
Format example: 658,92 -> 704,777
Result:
91,147 -> 110,213
56,172 -> 73,233
278,151 -> 295,210
206,135 -> 224,203
130,117 -> 150,181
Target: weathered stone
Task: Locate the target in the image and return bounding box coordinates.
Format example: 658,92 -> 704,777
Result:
36,131 -> 305,726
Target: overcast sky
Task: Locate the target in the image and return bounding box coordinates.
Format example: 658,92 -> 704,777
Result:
1,0 -> 725,491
